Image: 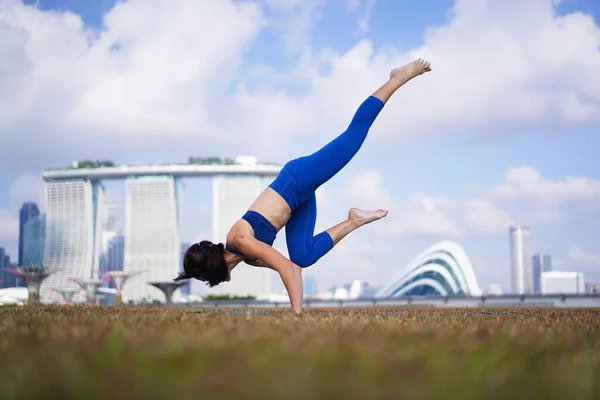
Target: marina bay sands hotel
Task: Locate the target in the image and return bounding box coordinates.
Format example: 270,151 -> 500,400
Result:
40,156 -> 281,303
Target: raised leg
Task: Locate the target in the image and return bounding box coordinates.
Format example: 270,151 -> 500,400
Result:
373,58 -> 432,104
282,58 -> 432,196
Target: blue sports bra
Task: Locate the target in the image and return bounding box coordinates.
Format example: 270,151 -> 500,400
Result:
225,210 -> 277,261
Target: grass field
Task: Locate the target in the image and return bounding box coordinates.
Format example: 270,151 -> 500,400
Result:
1,306 -> 599,399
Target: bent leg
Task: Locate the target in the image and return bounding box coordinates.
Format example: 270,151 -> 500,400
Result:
285,194 -> 334,268
286,193 -> 389,268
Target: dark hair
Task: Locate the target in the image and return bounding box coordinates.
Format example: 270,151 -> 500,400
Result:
174,241 -> 228,287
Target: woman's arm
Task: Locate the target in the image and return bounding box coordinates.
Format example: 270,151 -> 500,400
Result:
233,234 -> 304,312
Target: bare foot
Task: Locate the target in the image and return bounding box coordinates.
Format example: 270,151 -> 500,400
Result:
348,208 -> 388,227
390,58 -> 431,83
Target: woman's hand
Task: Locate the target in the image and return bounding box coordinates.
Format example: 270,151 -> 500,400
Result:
232,234 -> 304,312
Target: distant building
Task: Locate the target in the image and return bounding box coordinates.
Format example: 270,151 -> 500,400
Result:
585,282 -> 600,294
303,276 -> 317,297
106,235 -> 124,272
101,235 -> 125,289
488,284 -> 503,295
22,214 -> 46,267
532,253 -> 551,294
207,175 -> 272,298
180,242 -> 190,296
509,226 -> 532,294
541,271 -> 585,295
123,176 -> 183,302
41,180 -> 105,303
376,241 -> 482,297
18,202 -> 40,266
0,248 -> 17,288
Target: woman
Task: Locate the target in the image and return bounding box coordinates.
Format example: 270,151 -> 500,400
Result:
175,58 -> 432,312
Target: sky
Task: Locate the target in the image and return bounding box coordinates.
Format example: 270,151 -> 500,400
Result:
1,0 -> 599,294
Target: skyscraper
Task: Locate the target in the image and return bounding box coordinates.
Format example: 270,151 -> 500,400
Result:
18,202 -> 40,266
102,203 -> 122,254
123,176 -> 183,302
207,175 -> 271,297
0,248 -> 17,288
180,242 -> 191,296
22,213 -> 46,267
40,180 -> 104,303
106,235 -> 125,272
303,276 -> 317,297
509,226 -> 532,294
532,252 -> 552,294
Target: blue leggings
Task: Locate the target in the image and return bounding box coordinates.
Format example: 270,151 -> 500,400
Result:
269,95 -> 385,267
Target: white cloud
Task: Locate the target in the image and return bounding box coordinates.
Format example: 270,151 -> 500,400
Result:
343,0 -> 376,33
0,0 -> 266,169
263,0 -> 325,52
1,0 -> 599,172
338,164 -> 600,239
0,209 -> 18,241
568,246 -> 600,268
0,171 -> 45,246
462,198 -> 514,235
491,166 -> 600,205
343,169 -> 395,211
8,172 -> 45,213
382,192 -> 462,238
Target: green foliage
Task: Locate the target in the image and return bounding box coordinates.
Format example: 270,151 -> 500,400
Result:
203,294 -> 256,301
0,306 -> 598,399
75,160 -> 115,169
187,157 -> 235,165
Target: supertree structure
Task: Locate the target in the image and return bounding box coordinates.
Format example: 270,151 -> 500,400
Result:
52,288 -> 78,305
4,265 -> 56,305
104,271 -> 145,305
148,281 -> 188,304
70,278 -> 104,305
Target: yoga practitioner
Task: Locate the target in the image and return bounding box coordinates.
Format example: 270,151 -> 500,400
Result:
175,58 -> 432,312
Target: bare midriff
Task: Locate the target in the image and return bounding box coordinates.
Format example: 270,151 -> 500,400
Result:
246,187 -> 292,232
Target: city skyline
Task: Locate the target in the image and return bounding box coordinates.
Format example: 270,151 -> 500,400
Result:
0,173 -> 595,297
0,197 -> 595,297
1,0 -> 599,292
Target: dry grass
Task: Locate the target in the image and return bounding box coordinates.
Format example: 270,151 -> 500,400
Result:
1,306 -> 599,399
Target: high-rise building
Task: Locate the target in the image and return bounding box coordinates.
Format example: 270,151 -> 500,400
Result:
532,252 -> 552,294
207,175 -> 271,297
585,282 -> 600,294
22,213 -> 46,267
101,234 -> 125,289
0,248 -> 17,288
102,203 -> 122,254
303,276 -> 317,297
0,247 -> 6,288
40,180 -> 104,303
105,235 -> 125,272
509,226 -> 532,295
180,242 -> 191,296
18,202 -> 40,267
488,284 -> 503,295
541,271 -> 585,294
123,176 -> 183,302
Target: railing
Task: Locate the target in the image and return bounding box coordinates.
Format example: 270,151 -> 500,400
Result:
158,294 -> 600,309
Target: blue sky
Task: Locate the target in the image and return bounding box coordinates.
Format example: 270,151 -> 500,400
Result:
1,0 -> 600,294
